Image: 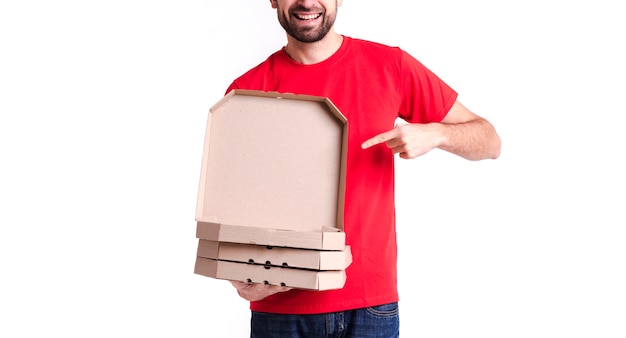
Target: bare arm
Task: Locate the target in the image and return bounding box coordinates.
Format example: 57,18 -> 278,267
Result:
361,101 -> 501,160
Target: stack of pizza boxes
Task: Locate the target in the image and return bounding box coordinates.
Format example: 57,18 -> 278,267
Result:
193,89 -> 352,291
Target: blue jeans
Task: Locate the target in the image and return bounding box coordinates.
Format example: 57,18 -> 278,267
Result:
250,302 -> 399,338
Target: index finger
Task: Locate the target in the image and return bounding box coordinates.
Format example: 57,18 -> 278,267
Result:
361,130 -> 397,149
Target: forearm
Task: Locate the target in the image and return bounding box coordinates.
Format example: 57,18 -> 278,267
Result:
437,117 -> 501,161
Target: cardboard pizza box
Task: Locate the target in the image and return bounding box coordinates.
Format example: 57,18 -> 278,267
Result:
194,257 -> 348,291
196,239 -> 352,271
195,89 -> 348,249
195,221 -> 346,251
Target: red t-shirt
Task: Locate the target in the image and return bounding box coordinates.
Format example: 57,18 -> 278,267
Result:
226,36 -> 457,314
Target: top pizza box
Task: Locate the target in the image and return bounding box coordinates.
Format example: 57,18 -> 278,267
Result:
195,89 -> 348,250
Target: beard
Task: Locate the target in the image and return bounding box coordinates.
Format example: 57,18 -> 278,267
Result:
277,5 -> 337,43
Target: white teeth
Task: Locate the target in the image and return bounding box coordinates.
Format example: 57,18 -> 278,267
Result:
295,13 -> 321,20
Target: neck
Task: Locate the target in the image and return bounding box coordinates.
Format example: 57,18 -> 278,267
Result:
283,31 -> 343,65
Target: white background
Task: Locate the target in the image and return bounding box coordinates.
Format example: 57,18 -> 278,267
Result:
1,1 -> 624,337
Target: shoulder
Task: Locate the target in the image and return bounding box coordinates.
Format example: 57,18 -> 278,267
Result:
227,49 -> 285,91
240,50 -> 282,78
346,36 -> 402,54
341,36 -> 406,67
342,36 -> 418,75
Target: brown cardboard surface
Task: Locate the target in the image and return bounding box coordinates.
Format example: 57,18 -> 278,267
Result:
196,90 -> 348,236
194,257 -> 347,291
197,239 -> 352,271
196,221 -> 346,251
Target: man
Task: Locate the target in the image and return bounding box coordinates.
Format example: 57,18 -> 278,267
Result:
225,0 -> 501,337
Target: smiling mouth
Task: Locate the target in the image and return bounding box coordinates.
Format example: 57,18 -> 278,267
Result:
294,13 -> 322,20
